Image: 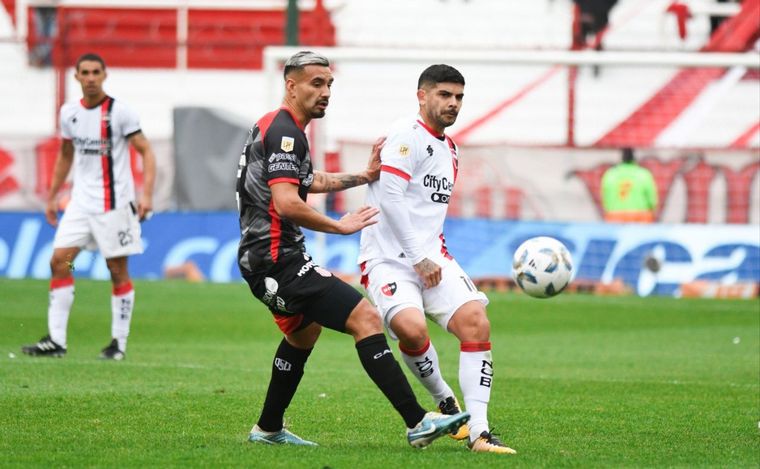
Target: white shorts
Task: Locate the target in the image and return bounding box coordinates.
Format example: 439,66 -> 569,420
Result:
54,202 -> 144,258
362,257 -> 489,340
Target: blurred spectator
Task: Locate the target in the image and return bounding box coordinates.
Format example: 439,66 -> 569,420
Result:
573,0 -> 618,48
573,0 -> 618,76
601,147 -> 658,223
30,5 -> 57,67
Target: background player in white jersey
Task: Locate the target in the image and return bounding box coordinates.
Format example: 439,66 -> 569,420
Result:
359,64 -> 515,454
22,53 -> 156,361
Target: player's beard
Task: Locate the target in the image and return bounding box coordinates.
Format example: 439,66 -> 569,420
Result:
310,99 -> 329,119
437,110 -> 458,129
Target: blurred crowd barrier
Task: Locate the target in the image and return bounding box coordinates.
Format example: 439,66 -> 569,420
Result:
1,211 -> 757,297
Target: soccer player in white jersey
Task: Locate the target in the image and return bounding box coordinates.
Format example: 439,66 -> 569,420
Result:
22,53 -> 156,361
359,64 -> 515,454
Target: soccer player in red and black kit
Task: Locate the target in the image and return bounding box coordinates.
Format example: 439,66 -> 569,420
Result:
235,51 -> 469,447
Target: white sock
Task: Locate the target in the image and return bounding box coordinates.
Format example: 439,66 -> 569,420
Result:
400,338 -> 455,406
48,278 -> 75,348
459,342 -> 493,441
111,282 -> 135,352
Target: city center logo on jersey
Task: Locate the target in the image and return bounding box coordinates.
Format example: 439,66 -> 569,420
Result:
281,136 -> 294,152
381,282 -> 397,296
423,174 -> 453,204
74,137 -> 111,155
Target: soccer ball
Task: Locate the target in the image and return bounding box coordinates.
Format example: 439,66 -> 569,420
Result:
512,236 -> 573,299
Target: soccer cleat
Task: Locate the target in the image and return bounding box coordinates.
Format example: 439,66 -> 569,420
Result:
438,396 -> 469,440
407,410 -> 471,448
468,430 -> 517,454
21,335 -> 66,357
99,339 -> 125,361
248,424 -> 318,446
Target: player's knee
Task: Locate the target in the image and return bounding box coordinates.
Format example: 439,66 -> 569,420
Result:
345,299 -> 382,339
450,305 -> 490,341
50,254 -> 72,277
287,322 -> 322,349
394,323 -> 429,349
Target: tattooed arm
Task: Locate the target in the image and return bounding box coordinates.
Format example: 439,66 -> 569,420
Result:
308,137 -> 384,193
310,171 -> 372,193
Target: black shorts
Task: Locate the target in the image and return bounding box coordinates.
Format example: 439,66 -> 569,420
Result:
240,251 -> 363,334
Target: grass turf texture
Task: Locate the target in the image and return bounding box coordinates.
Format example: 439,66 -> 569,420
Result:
1,278 -> 758,468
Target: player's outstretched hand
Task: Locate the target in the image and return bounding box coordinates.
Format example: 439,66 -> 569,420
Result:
365,137 -> 385,183
44,198 -> 59,227
413,258 -> 443,289
337,206 -> 379,234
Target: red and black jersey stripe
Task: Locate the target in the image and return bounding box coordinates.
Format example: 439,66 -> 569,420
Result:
99,97 -> 116,211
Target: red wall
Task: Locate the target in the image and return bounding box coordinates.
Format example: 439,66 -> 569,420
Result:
26,6 -> 336,69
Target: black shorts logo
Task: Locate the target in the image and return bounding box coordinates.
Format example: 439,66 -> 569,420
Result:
381,282 -> 397,297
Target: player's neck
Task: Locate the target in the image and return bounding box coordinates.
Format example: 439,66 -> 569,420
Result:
281,100 -> 309,129
417,115 -> 444,137
81,93 -> 108,108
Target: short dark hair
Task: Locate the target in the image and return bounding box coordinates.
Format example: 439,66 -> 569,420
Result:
417,64 -> 465,89
283,51 -> 330,79
622,147 -> 635,163
76,53 -> 106,71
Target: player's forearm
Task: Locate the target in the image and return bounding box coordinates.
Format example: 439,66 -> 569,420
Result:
140,149 -> 156,198
275,198 -> 342,234
379,188 -> 425,264
310,170 -> 371,193
48,152 -> 73,200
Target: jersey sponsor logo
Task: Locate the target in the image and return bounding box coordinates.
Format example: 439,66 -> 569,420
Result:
423,174 -> 453,192
398,144 -> 410,157
430,193 -> 450,204
381,282 -> 397,296
426,145 -> 434,157
303,173 -> 314,187
268,152 -> 297,163
268,162 -> 299,173
281,136 -> 295,152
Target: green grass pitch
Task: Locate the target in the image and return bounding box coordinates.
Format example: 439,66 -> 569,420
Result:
1,278 -> 758,468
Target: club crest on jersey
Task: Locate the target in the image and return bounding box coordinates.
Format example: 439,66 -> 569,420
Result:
381,282 -> 397,296
398,144 -> 410,157
281,136 -> 295,152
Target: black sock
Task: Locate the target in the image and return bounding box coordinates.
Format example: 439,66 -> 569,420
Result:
257,338 -> 312,432
356,333 -> 426,428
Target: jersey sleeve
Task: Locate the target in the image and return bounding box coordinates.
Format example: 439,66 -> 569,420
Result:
59,105 -> 73,140
262,122 -> 303,186
376,126 -> 426,264
380,129 -> 418,181
117,101 -> 142,138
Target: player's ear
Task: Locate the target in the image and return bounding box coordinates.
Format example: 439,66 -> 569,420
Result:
416,88 -> 426,106
285,77 -> 297,97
